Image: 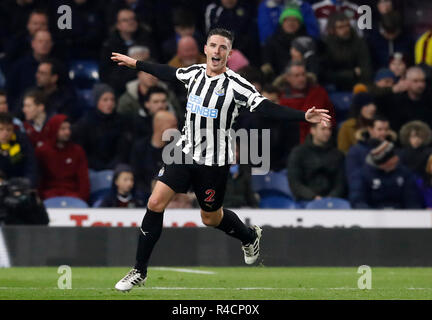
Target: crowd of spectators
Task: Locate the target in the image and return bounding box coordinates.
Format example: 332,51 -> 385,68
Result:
1,0 -> 432,211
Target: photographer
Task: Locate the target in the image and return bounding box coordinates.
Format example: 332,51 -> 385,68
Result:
0,175 -> 49,225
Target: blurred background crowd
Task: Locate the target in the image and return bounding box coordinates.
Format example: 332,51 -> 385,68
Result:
1,0 -> 432,223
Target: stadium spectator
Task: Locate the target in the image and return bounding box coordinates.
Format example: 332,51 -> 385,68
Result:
35,114 -> 90,201
72,83 -> 132,171
50,0 -> 106,60
261,7 -> 307,78
378,66 -> 432,133
35,58 -> 78,121
276,61 -> 336,144
366,11 -> 414,70
349,140 -> 424,209
345,115 -> 397,181
416,154 -> 432,208
22,89 -> 49,148
398,121 -> 432,176
161,8 -> 205,63
6,29 -> 53,111
312,0 -> 361,36
205,0 -> 260,65
117,70 -> 179,119
367,68 -> 406,99
130,86 -> 177,140
415,29 -> 432,67
257,0 -> 320,45
0,89 -> 25,133
338,92 -> 377,154
100,163 -> 146,208
168,36 -> 206,69
290,36 -> 319,79
389,52 -> 408,81
322,12 -> 372,91
99,8 -> 158,94
0,112 -> 37,187
287,122 -> 345,201
4,9 -> 49,65
130,110 -> 177,198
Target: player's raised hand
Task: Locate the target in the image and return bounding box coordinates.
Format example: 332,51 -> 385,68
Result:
305,107 -> 332,127
111,52 -> 137,69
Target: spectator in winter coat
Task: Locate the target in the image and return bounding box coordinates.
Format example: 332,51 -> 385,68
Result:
257,0 -> 320,45
398,120 -> 432,177
100,163 -> 146,208
276,61 -> 336,144
349,140 -> 423,209
287,122 -> 345,201
322,12 -> 372,91
0,112 -> 37,187
72,83 -> 132,170
345,115 -> 397,181
35,114 -> 90,201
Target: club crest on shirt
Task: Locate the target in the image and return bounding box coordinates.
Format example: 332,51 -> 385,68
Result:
214,87 -> 225,96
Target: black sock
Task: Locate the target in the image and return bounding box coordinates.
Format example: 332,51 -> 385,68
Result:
134,208 -> 164,273
215,208 -> 256,245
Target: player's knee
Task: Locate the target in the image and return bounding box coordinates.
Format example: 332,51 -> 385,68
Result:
200,209 -> 222,227
147,196 -> 166,212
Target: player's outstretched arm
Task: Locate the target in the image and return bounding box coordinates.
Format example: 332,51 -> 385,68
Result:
254,100 -> 332,127
111,52 -> 178,82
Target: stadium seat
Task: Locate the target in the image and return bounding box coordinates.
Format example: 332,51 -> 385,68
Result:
43,196 -> 89,208
251,169 -> 293,198
329,91 -> 353,125
76,88 -> 95,110
89,169 -> 114,205
305,197 -> 351,210
259,195 -> 298,209
69,60 -> 100,89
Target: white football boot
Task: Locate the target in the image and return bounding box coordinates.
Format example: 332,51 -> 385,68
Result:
115,269 -> 147,292
242,225 -> 262,264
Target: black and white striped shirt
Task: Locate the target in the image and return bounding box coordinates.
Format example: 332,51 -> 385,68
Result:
135,60 -> 306,167
176,64 -> 266,166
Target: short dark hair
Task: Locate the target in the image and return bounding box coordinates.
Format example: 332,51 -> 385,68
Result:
262,84 -> 279,95
206,28 -> 234,45
0,89 -> 6,97
39,58 -> 65,84
144,86 -> 168,103
23,89 -> 46,106
0,112 -> 13,125
370,115 -> 390,127
327,12 -> 350,35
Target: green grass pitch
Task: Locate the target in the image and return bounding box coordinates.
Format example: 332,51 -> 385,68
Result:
0,267 -> 431,300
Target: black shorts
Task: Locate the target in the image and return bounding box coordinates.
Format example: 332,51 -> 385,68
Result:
156,162 -> 230,211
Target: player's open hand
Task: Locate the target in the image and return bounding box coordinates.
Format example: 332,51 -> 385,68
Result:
111,52 -> 137,69
305,107 -> 331,127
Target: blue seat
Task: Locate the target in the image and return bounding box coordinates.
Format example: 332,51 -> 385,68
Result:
44,196 -> 88,208
251,169 -> 293,198
77,88 -> 95,110
69,60 -> 100,89
89,169 -> 114,205
259,195 -> 298,209
305,197 -> 351,210
329,91 -> 353,125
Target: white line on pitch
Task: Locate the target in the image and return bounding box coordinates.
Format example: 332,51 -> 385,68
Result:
151,267 -> 216,274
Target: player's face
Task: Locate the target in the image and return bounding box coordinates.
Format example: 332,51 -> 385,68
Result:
204,35 -> 232,76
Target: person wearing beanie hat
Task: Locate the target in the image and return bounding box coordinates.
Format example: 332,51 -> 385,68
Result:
374,68 -> 396,88
349,139 -> 424,209
99,163 -> 146,208
337,92 -> 377,154
72,83 -> 132,171
262,5 -> 307,75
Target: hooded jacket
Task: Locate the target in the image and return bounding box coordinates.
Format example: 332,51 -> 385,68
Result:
287,134 -> 345,200
35,114 -> 90,201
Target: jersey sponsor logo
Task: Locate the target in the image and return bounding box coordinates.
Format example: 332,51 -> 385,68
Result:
187,95 -> 219,119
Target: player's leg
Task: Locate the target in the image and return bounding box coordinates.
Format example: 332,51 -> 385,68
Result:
115,164 -> 191,291
194,165 -> 262,264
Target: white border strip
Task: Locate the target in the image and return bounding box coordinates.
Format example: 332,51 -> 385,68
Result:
0,227 -> 11,268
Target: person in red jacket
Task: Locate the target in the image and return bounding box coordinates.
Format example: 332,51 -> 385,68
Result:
35,114 -> 90,201
276,60 -> 336,143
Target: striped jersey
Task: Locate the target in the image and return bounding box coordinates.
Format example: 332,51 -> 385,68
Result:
175,64 -> 267,166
